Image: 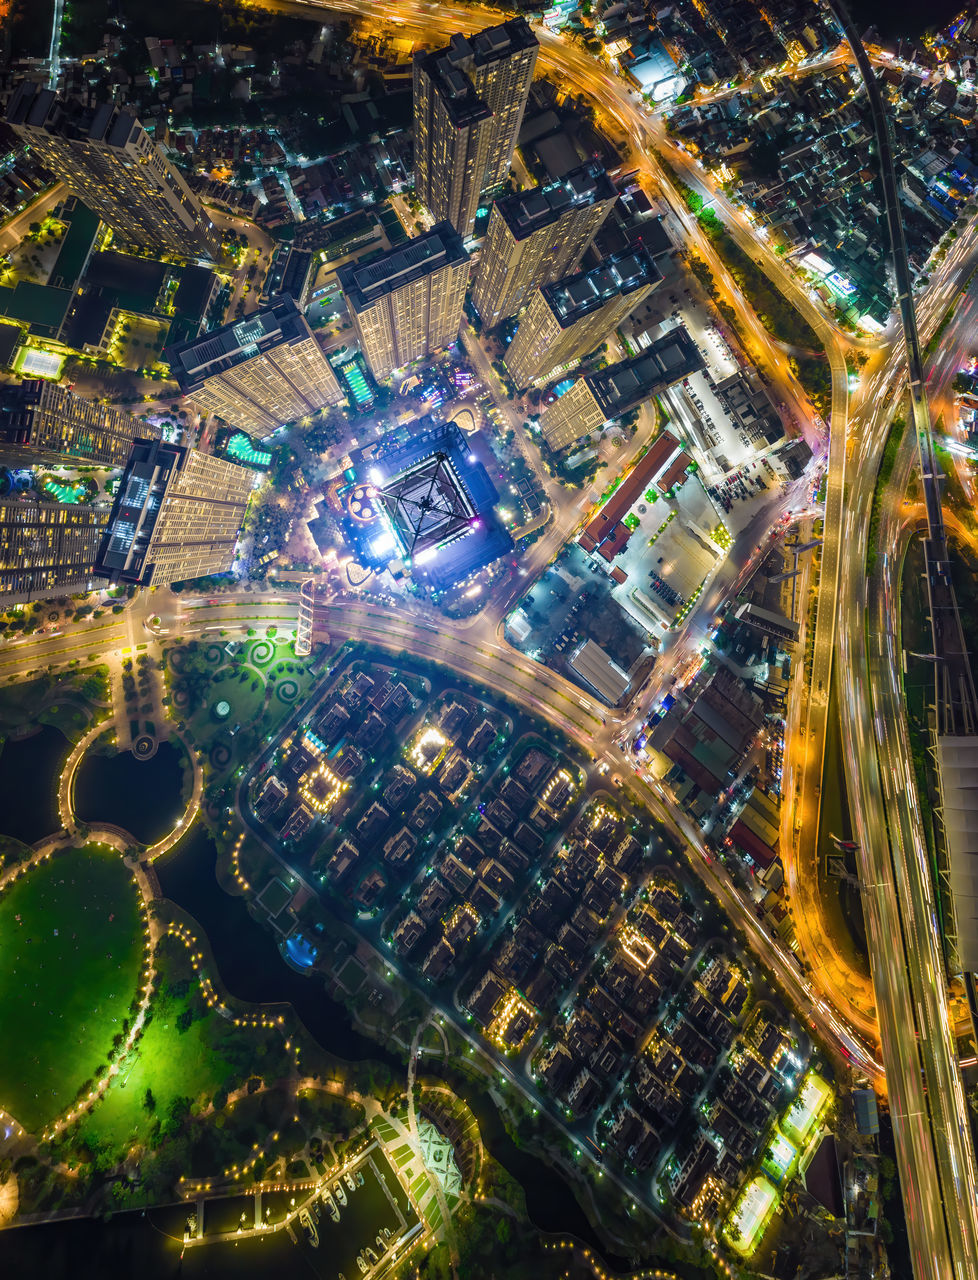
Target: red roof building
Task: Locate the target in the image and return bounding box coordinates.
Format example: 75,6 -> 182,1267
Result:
581,431 -> 678,548
598,524 -> 631,561
657,451 -> 692,493
729,819 -> 777,868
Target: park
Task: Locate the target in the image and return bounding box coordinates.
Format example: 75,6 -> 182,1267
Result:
0,845 -> 146,1133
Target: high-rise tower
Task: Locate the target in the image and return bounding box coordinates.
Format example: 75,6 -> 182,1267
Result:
537,329 -> 703,452
338,223 -> 470,381
413,47 -> 493,241
166,296 -> 343,438
504,249 -> 661,388
0,380 -> 151,468
0,497 -> 110,604
413,19 -> 538,237
471,164 -> 618,330
467,20 -> 539,192
95,438 -> 255,587
6,82 -> 216,261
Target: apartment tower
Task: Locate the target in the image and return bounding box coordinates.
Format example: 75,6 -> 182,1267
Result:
538,328 -> 703,452
504,249 -> 661,389
471,164 -> 618,330
95,438 -> 254,587
0,497 -> 110,604
0,380 -> 151,468
6,82 -> 216,261
337,222 -> 470,381
413,19 -> 538,238
166,295 -> 343,438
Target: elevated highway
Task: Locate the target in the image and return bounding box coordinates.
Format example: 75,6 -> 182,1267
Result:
827,3 -> 978,1277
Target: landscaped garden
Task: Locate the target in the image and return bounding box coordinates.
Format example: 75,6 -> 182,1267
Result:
0,846 -> 146,1133
0,666 -> 109,741
166,636 -> 325,782
73,941 -> 241,1156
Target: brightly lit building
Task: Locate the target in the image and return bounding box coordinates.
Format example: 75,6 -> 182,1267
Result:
95,437 -> 255,587
166,295 -> 343,438
0,379 -> 152,467
503,248 -> 661,389
413,19 -> 538,237
337,224 -> 470,382
0,496 -> 110,603
334,417 -> 512,591
471,164 -> 618,329
6,82 -> 217,261
537,328 -> 703,452
295,578 -> 331,657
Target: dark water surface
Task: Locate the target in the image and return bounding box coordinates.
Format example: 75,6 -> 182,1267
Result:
0,725 -> 69,844
74,740 -> 186,845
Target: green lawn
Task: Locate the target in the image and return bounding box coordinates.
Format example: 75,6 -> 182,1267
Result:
174,639 -> 322,782
197,666 -> 267,728
76,985 -> 236,1155
0,667 -> 106,741
0,846 -> 145,1133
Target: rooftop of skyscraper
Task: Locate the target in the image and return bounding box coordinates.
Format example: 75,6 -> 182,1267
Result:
543,249 -> 661,328
466,18 -> 538,64
415,46 -> 493,129
94,437 -> 183,584
338,223 -> 469,312
495,163 -> 617,242
586,327 -> 704,417
166,295 -> 312,392
6,81 -> 142,149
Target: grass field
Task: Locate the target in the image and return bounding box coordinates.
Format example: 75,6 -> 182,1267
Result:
0,846 -> 145,1132
175,639 -> 323,781
76,979 -> 236,1155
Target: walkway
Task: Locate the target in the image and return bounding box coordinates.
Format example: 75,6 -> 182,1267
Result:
407,1020 -> 459,1276
57,715 -> 202,862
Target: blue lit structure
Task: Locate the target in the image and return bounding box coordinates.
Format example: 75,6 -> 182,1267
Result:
341,417 -> 513,591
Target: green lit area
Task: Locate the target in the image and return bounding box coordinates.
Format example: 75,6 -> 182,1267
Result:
340,357 -> 373,407
725,1175 -> 778,1256
0,846 -> 145,1133
761,1128 -> 798,1184
782,1072 -> 831,1146
13,344 -> 65,381
41,478 -> 87,504
226,431 -> 272,468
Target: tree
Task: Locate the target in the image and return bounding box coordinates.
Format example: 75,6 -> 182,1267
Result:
143,1087 -> 156,1113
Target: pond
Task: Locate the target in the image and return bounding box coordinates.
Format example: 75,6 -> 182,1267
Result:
156,826 -> 393,1059
0,725 -> 69,844
74,739 -> 187,844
